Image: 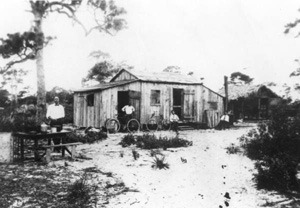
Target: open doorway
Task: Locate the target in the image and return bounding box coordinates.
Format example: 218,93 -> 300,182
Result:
173,88 -> 183,119
118,91 -> 129,122
117,90 -> 141,121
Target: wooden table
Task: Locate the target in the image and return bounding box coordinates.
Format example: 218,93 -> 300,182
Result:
13,130 -> 72,161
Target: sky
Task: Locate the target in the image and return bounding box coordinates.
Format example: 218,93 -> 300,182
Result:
0,0 -> 300,94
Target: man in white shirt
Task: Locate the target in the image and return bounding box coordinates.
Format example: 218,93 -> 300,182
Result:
46,96 -> 65,152
170,110 -> 180,132
122,102 -> 135,115
46,96 -> 65,131
122,102 -> 135,125
216,111 -> 230,130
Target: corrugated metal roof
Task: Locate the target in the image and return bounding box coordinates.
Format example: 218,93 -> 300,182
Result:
73,80 -> 137,92
112,69 -> 203,84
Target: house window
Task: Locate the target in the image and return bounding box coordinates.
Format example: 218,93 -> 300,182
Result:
151,90 -> 161,105
87,94 -> 94,106
208,101 -> 218,110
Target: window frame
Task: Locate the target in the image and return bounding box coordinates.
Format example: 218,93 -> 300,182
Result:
150,90 -> 161,106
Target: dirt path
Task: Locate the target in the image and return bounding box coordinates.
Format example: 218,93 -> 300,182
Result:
71,123 -> 287,208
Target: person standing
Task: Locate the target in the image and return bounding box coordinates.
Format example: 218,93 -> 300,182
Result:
122,101 -> 135,124
170,110 -> 180,132
46,96 -> 65,152
46,96 -> 65,131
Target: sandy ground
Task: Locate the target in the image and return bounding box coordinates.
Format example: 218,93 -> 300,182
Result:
62,123 -> 293,208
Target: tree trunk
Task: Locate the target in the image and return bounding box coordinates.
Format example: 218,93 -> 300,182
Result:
33,11 -> 46,124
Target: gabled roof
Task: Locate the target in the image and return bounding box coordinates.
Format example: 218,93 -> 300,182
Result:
110,69 -> 203,84
219,84 -> 279,100
73,80 -> 138,93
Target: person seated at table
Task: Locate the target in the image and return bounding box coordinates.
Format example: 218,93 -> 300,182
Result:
170,110 -> 180,132
46,96 -> 65,151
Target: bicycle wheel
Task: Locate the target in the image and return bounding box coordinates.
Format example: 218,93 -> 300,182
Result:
161,119 -> 171,130
146,119 -> 158,131
127,118 -> 140,133
105,118 -> 120,133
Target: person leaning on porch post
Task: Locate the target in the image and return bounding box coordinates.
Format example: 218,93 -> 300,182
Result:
46,96 -> 65,151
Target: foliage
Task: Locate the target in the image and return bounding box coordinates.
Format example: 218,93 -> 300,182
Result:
119,133 -> 193,150
0,89 -> 10,106
239,103 -> 300,192
66,131 -> 107,144
66,171 -> 99,208
0,164 -> 125,208
131,148 -> 139,160
0,0 -> 127,122
83,60 -> 120,84
151,155 -> 170,170
230,71 -> 254,85
225,143 -> 241,154
0,116 -> 14,132
163,66 -> 181,73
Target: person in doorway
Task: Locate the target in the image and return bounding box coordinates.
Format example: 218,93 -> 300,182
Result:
46,96 -> 65,151
122,101 -> 135,125
170,110 -> 180,132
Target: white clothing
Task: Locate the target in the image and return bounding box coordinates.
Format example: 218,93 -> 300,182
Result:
122,105 -> 135,115
46,104 -> 65,119
220,115 -> 229,122
170,114 -> 179,122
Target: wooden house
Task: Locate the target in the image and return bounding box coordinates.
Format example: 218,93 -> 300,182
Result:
73,69 -> 224,128
219,84 -> 281,120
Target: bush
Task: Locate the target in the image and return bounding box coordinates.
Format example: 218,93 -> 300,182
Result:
65,171 -> 98,208
240,103 -> 300,192
119,133 -> 193,150
0,116 -> 14,132
255,154 -> 299,191
152,155 -> 169,170
66,131 -> 107,144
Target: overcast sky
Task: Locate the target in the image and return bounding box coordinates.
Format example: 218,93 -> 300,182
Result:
1,0 -> 300,93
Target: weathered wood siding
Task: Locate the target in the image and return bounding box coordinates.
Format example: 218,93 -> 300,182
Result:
139,82 -> 203,124
112,70 -> 137,82
74,81 -> 224,128
201,86 -> 224,127
74,82 -> 141,127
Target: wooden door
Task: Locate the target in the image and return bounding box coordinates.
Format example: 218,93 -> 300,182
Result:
183,90 -> 195,122
129,90 -> 141,120
173,88 -> 183,119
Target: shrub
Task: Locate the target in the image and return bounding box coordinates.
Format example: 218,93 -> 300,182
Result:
132,149 -> 139,160
0,116 -> 14,132
119,134 -> 136,147
225,143 -> 241,154
66,172 -> 98,208
240,103 -> 300,192
119,133 -> 193,150
66,131 -> 107,144
152,155 -> 169,170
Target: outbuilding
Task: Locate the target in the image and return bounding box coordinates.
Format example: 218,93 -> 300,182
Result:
219,84 -> 281,120
73,69 -> 224,128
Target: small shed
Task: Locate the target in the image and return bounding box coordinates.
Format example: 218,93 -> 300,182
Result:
73,69 -> 224,128
219,84 -> 281,120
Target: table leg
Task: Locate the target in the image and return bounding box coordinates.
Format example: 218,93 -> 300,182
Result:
34,139 -> 39,161
62,137 -> 65,157
20,138 -> 24,161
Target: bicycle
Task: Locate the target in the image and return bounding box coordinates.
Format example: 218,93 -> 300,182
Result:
105,114 -> 140,133
146,112 -> 171,131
